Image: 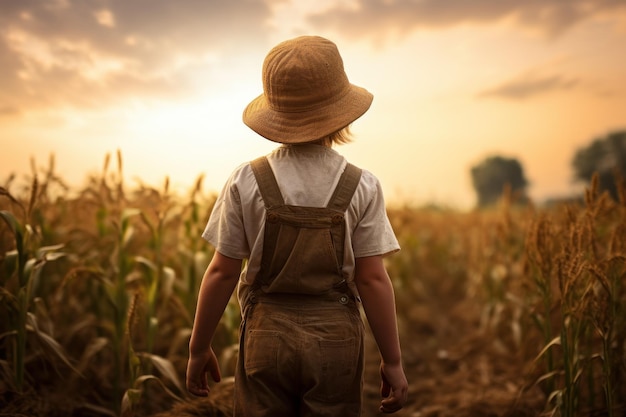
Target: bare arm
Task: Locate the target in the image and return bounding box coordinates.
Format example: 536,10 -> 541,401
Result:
186,251 -> 242,396
354,255 -> 408,413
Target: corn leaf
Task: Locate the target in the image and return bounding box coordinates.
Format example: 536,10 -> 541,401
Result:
138,353 -> 185,394
26,312 -> 82,376
534,336 -> 561,363
133,374 -> 184,401
0,210 -> 26,286
121,388 -> 141,417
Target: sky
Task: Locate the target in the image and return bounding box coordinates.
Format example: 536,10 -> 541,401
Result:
1,0 -> 625,210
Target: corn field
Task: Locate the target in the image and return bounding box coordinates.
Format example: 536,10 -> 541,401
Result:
1,153 -> 625,417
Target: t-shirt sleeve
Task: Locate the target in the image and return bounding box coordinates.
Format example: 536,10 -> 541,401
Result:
202,170 -> 250,260
351,173 -> 400,258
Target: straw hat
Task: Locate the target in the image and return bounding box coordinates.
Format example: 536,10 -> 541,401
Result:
243,36 -> 373,144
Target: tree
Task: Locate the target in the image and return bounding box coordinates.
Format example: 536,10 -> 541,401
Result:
572,130 -> 626,201
471,155 -> 529,208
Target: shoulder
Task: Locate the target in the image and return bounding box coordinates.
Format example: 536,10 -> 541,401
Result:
346,165 -> 389,220
213,161 -> 259,207
357,168 -> 382,191
221,161 -> 257,192
229,161 -> 255,182
354,167 -> 384,201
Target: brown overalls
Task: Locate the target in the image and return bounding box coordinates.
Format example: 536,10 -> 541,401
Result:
234,156 -> 365,417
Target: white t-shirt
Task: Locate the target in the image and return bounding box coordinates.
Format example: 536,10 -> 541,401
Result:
202,143 -> 400,305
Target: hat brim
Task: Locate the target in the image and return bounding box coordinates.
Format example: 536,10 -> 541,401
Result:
242,84 -> 373,144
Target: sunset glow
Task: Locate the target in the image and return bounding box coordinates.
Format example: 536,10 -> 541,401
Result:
1,1 -> 625,209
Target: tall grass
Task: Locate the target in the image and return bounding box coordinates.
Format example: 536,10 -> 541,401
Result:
1,154 -> 625,416
387,176 -> 626,416
1,160 -> 72,394
524,174 -> 626,416
1,153 -> 219,415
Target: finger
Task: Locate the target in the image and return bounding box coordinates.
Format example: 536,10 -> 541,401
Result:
208,357 -> 222,383
380,367 -> 391,397
380,394 -> 403,414
380,403 -> 403,414
186,367 -> 209,396
186,380 -> 209,397
380,378 -> 391,398
208,366 -> 222,382
380,383 -> 408,414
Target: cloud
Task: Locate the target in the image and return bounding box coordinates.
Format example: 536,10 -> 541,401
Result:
478,72 -> 580,100
0,106 -> 20,118
0,0 -> 274,114
308,0 -> 626,41
1,0 -> 624,118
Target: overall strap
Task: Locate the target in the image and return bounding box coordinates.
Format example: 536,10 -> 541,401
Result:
250,156 -> 284,208
326,163 -> 362,212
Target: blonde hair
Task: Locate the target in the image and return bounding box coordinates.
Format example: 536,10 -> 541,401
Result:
311,126 -> 353,147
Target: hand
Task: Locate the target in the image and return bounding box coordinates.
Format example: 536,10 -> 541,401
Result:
186,347 -> 221,396
379,361 -> 408,413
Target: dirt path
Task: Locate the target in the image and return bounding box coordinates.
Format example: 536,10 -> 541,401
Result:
362,298 -> 546,417
151,297 -> 546,417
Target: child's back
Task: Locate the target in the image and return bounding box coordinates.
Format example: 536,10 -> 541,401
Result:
187,35 -> 408,416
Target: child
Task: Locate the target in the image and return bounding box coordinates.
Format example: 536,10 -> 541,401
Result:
186,35 -> 408,416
